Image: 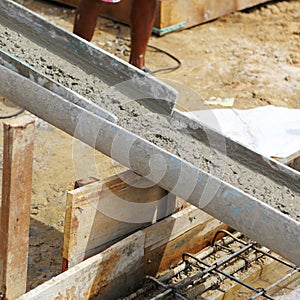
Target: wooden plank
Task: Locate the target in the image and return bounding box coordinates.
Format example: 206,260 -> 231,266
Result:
144,205 -> 212,251
63,170 -> 176,268
50,0 -> 270,34
157,0 -> 270,33
18,231 -> 145,300
0,116 -> 35,300
145,217 -> 230,275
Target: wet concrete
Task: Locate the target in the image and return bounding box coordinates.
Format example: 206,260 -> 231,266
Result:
0,23 -> 299,222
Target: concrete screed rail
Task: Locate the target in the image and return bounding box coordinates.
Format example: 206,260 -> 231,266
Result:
0,0 -> 299,267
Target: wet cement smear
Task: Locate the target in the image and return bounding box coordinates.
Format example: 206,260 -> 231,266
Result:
0,24 -> 299,221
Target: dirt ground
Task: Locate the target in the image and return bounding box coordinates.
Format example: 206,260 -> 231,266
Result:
0,0 -> 299,292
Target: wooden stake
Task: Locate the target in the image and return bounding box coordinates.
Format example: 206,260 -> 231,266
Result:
0,116 -> 35,299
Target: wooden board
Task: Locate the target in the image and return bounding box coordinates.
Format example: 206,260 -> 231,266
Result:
145,209 -> 229,276
0,116 -> 35,300
19,231 -> 145,300
51,0 -> 270,35
20,206 -> 229,299
63,170 -> 177,269
155,0 -> 271,34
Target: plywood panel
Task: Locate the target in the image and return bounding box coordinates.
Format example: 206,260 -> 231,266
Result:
63,170 -> 176,268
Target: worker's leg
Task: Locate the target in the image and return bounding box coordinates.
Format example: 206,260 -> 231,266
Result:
130,0 -> 158,69
73,0 -> 103,41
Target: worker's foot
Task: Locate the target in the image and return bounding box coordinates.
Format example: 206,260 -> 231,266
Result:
129,55 -> 151,73
129,54 -> 146,70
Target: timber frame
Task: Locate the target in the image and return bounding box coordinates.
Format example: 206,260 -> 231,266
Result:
19,169 -> 230,299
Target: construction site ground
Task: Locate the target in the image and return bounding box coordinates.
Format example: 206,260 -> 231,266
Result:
0,0 -> 299,294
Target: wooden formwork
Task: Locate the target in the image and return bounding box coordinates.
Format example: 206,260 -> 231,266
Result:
0,116 -> 297,299
51,0 -> 271,35
19,208 -> 229,299
60,170 -> 230,298
17,170 -> 229,299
